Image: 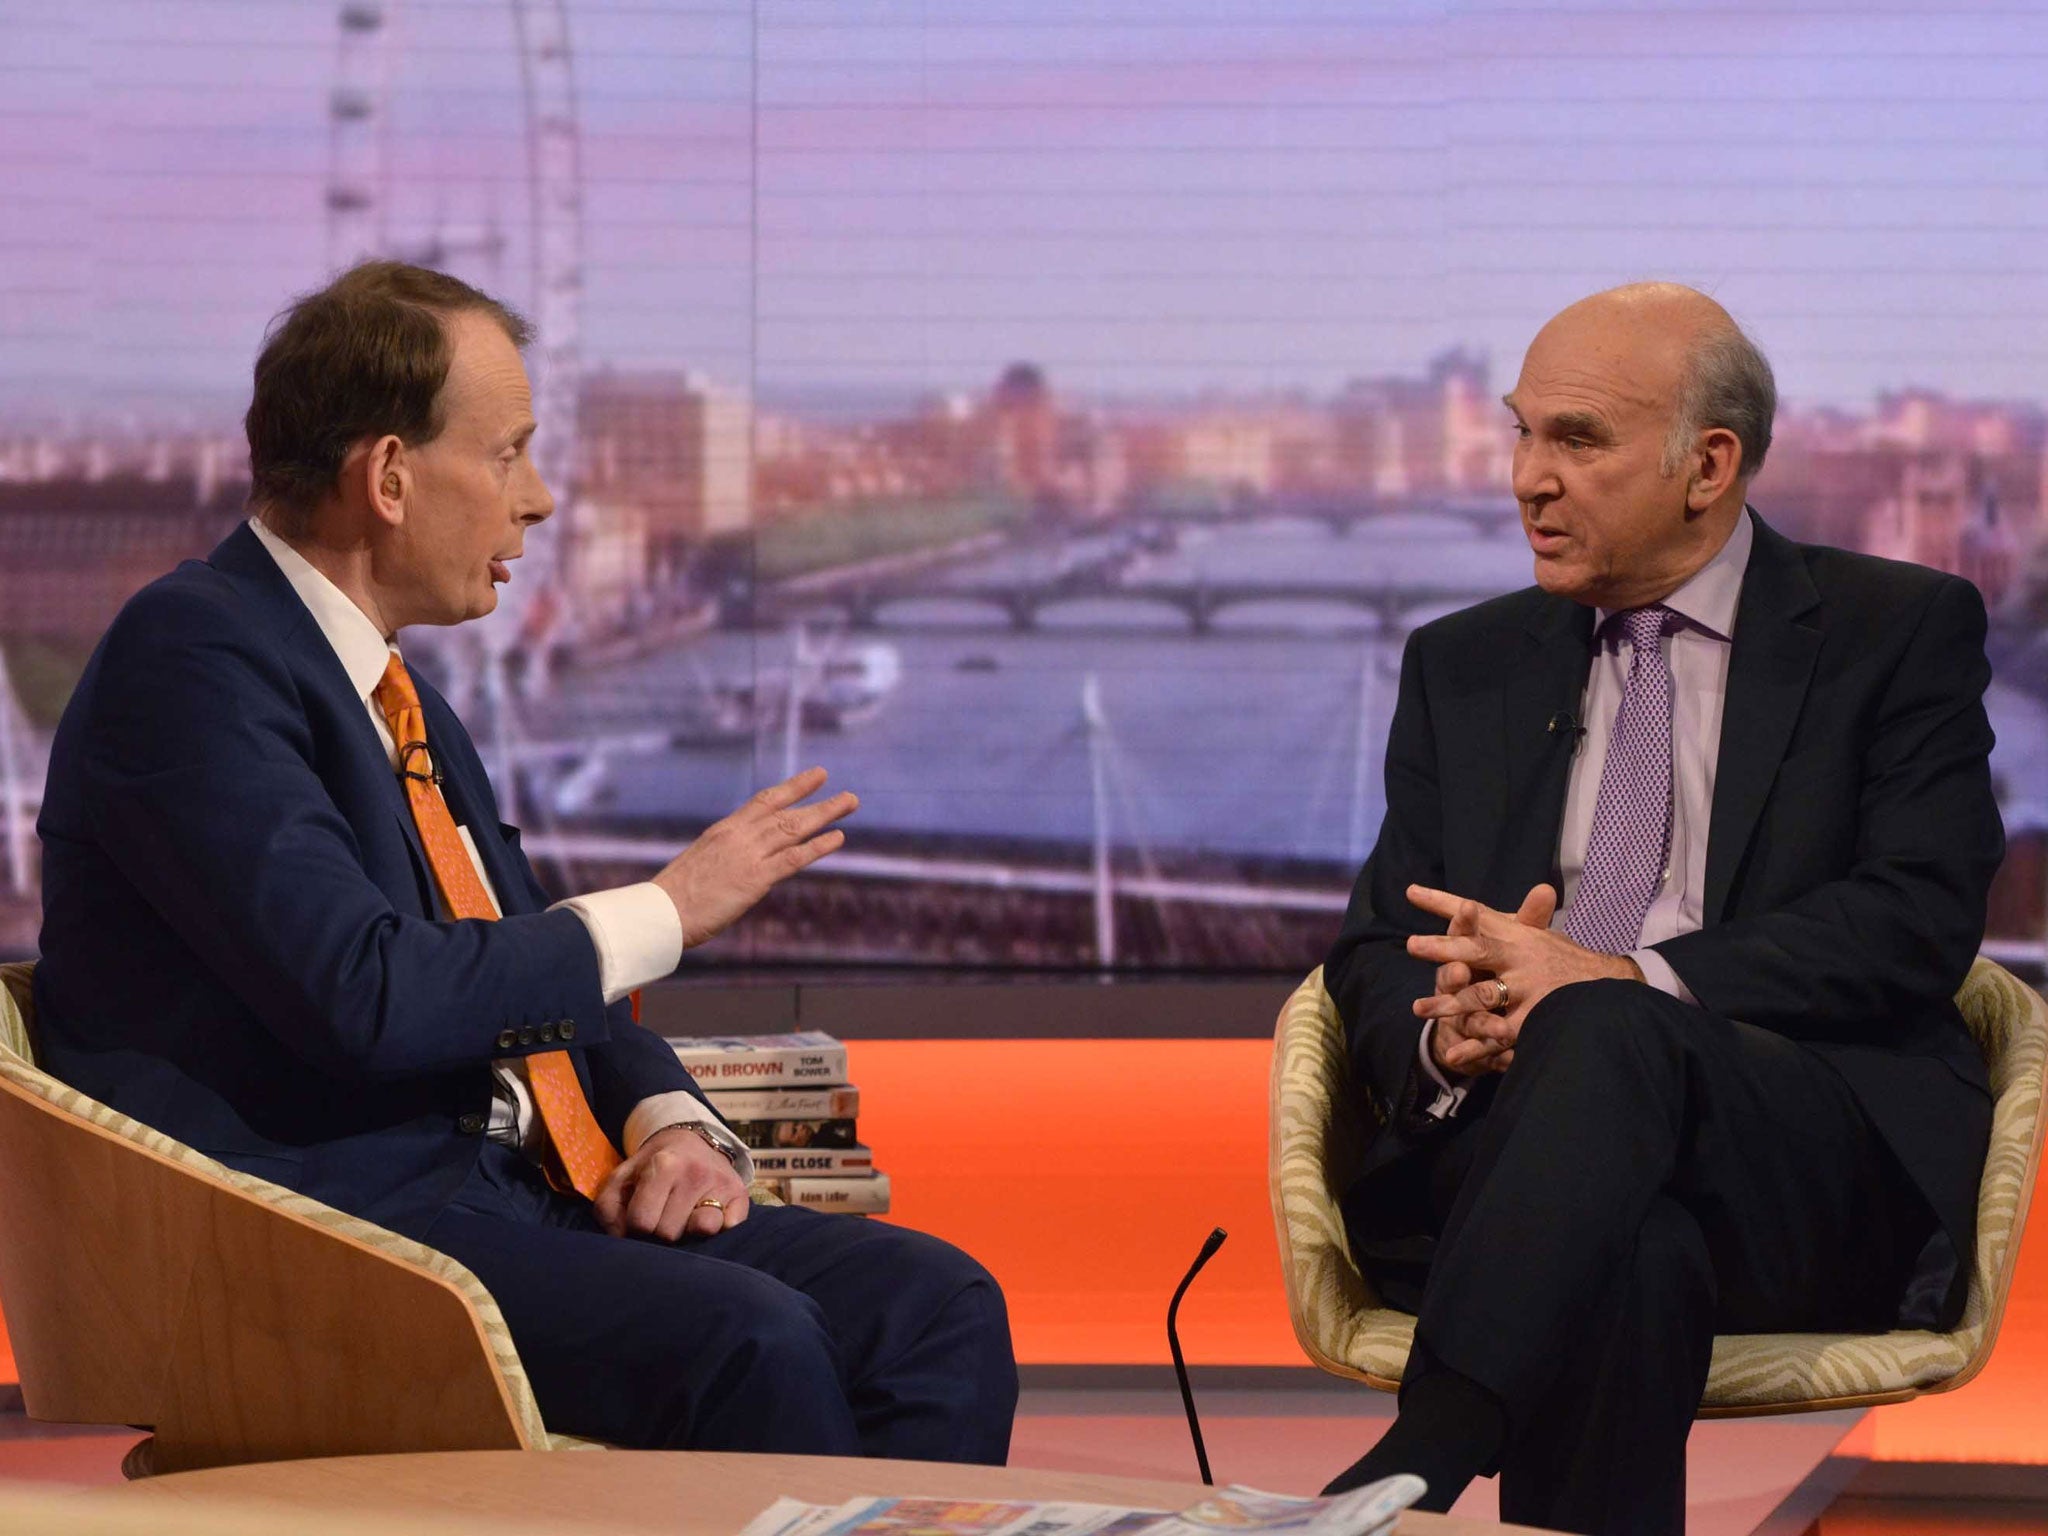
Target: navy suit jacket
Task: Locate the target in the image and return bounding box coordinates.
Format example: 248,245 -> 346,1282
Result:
34,523 -> 704,1239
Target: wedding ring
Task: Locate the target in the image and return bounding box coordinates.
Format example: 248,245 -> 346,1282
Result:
694,1197 -> 726,1213
1490,978 -> 1511,1011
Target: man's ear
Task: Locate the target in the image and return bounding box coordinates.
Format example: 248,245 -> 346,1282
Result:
362,435 -> 409,527
1685,425 -> 1743,511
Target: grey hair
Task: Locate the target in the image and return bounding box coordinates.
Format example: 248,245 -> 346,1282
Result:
1662,323 -> 1776,482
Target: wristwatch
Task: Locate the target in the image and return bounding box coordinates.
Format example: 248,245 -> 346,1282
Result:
658,1120 -> 741,1168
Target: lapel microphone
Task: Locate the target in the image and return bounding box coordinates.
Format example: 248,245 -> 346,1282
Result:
1546,711 -> 1585,745
1167,1226 -> 1228,1485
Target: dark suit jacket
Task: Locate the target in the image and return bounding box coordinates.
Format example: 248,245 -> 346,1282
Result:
1326,510 -> 2002,1327
34,523 -> 704,1239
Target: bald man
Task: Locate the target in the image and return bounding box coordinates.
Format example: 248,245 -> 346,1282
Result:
1321,285 -> 1998,1533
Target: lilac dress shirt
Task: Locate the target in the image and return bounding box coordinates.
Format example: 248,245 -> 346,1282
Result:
1419,513 -> 1756,1116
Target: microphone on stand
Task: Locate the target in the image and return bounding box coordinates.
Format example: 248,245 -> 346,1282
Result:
1167,1226 -> 1228,1486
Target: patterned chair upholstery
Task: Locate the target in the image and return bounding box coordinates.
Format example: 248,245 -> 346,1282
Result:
1269,957 -> 2048,1414
0,960 -> 633,1467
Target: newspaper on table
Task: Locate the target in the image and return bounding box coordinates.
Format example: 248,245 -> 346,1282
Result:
735,1475 -> 1427,1536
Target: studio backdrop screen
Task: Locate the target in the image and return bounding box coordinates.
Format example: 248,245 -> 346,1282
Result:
3,0 -> 2046,972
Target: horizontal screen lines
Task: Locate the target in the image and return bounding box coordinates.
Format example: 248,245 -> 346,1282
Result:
753,308 -> 1436,323
86,169 -> 752,190
754,266 -> 1426,281
93,122 -> 747,148
88,0 -> 743,12
87,83 -> 751,105
93,35 -> 749,58
753,144 -> 1443,158
754,186 -> 1439,200
754,179 -> 2048,198
753,95 -> 1433,110
758,16 -> 1433,30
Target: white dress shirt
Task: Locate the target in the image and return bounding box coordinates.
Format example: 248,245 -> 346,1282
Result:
1419,513 -> 1755,1117
247,519 -> 748,1177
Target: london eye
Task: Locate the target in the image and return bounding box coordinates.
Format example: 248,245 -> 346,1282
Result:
324,0 -> 588,667
324,0 -> 600,841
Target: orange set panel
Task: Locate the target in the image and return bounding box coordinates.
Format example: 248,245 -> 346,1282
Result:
854,1037 -> 1297,1365
1,1034 -> 2040,1465
852,1036 -> 2048,1465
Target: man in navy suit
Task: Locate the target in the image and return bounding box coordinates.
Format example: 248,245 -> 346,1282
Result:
34,261 -> 1016,1458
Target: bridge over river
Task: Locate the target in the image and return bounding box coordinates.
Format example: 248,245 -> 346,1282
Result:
757,503 -> 1528,636
765,570 -> 1506,634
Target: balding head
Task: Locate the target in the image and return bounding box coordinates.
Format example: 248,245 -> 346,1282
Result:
1533,283 -> 1775,480
1504,283 -> 1773,608
1547,279 -> 1731,333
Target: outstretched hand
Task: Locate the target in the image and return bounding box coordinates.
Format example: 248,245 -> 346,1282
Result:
1409,883 -> 1640,1076
653,767 -> 858,948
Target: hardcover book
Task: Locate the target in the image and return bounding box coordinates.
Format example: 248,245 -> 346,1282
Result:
727,1116 -> 859,1149
669,1030 -> 849,1085
759,1172 -> 893,1215
747,1143 -> 875,1177
707,1085 -> 862,1120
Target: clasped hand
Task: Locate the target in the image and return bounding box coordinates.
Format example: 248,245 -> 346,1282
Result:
654,766 -> 858,949
592,1124 -> 749,1242
1404,883 -> 1639,1077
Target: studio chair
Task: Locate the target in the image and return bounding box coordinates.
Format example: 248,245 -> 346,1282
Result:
0,960 -> 608,1474
1269,957 -> 2048,1415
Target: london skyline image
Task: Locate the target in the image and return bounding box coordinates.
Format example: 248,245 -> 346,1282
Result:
3,0 -> 2047,968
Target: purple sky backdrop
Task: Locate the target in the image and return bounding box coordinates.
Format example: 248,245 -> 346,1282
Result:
3,0 -> 2047,426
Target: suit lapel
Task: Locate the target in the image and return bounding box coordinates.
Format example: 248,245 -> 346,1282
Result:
1704,512 -> 1822,922
208,524 -> 435,888
208,523 -> 322,655
1500,596 -> 1596,896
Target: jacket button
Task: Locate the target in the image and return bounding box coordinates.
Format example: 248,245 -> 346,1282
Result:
457,1112 -> 485,1135
559,1020 -> 577,1041
495,1029 -> 517,1051
517,1027 -> 537,1047
538,1023 -> 557,1044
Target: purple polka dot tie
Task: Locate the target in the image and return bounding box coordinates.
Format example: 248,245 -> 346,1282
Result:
1564,605 -> 1676,955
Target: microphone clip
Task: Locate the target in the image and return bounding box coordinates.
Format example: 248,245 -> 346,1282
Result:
398,739 -> 444,787
1546,712 -> 1586,750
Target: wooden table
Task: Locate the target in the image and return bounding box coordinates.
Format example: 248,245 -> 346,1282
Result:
91,1451 -> 1554,1535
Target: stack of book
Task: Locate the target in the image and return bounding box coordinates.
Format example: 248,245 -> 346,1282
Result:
668,1029 -> 890,1215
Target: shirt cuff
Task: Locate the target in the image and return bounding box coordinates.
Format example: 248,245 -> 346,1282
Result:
1416,1019 -> 1471,1121
1629,947 -> 1696,1005
554,883 -> 683,1005
623,1091 -> 756,1182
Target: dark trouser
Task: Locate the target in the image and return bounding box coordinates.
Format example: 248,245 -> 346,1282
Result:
423,1142 -> 1018,1462
1349,979 -> 1935,1536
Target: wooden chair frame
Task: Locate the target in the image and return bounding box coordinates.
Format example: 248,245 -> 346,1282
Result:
0,961 -> 553,1473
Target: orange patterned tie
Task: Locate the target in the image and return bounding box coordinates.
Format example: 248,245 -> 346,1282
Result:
373,653 -> 621,1199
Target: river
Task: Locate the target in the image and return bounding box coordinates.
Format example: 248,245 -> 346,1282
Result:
520,511 -> 1538,869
